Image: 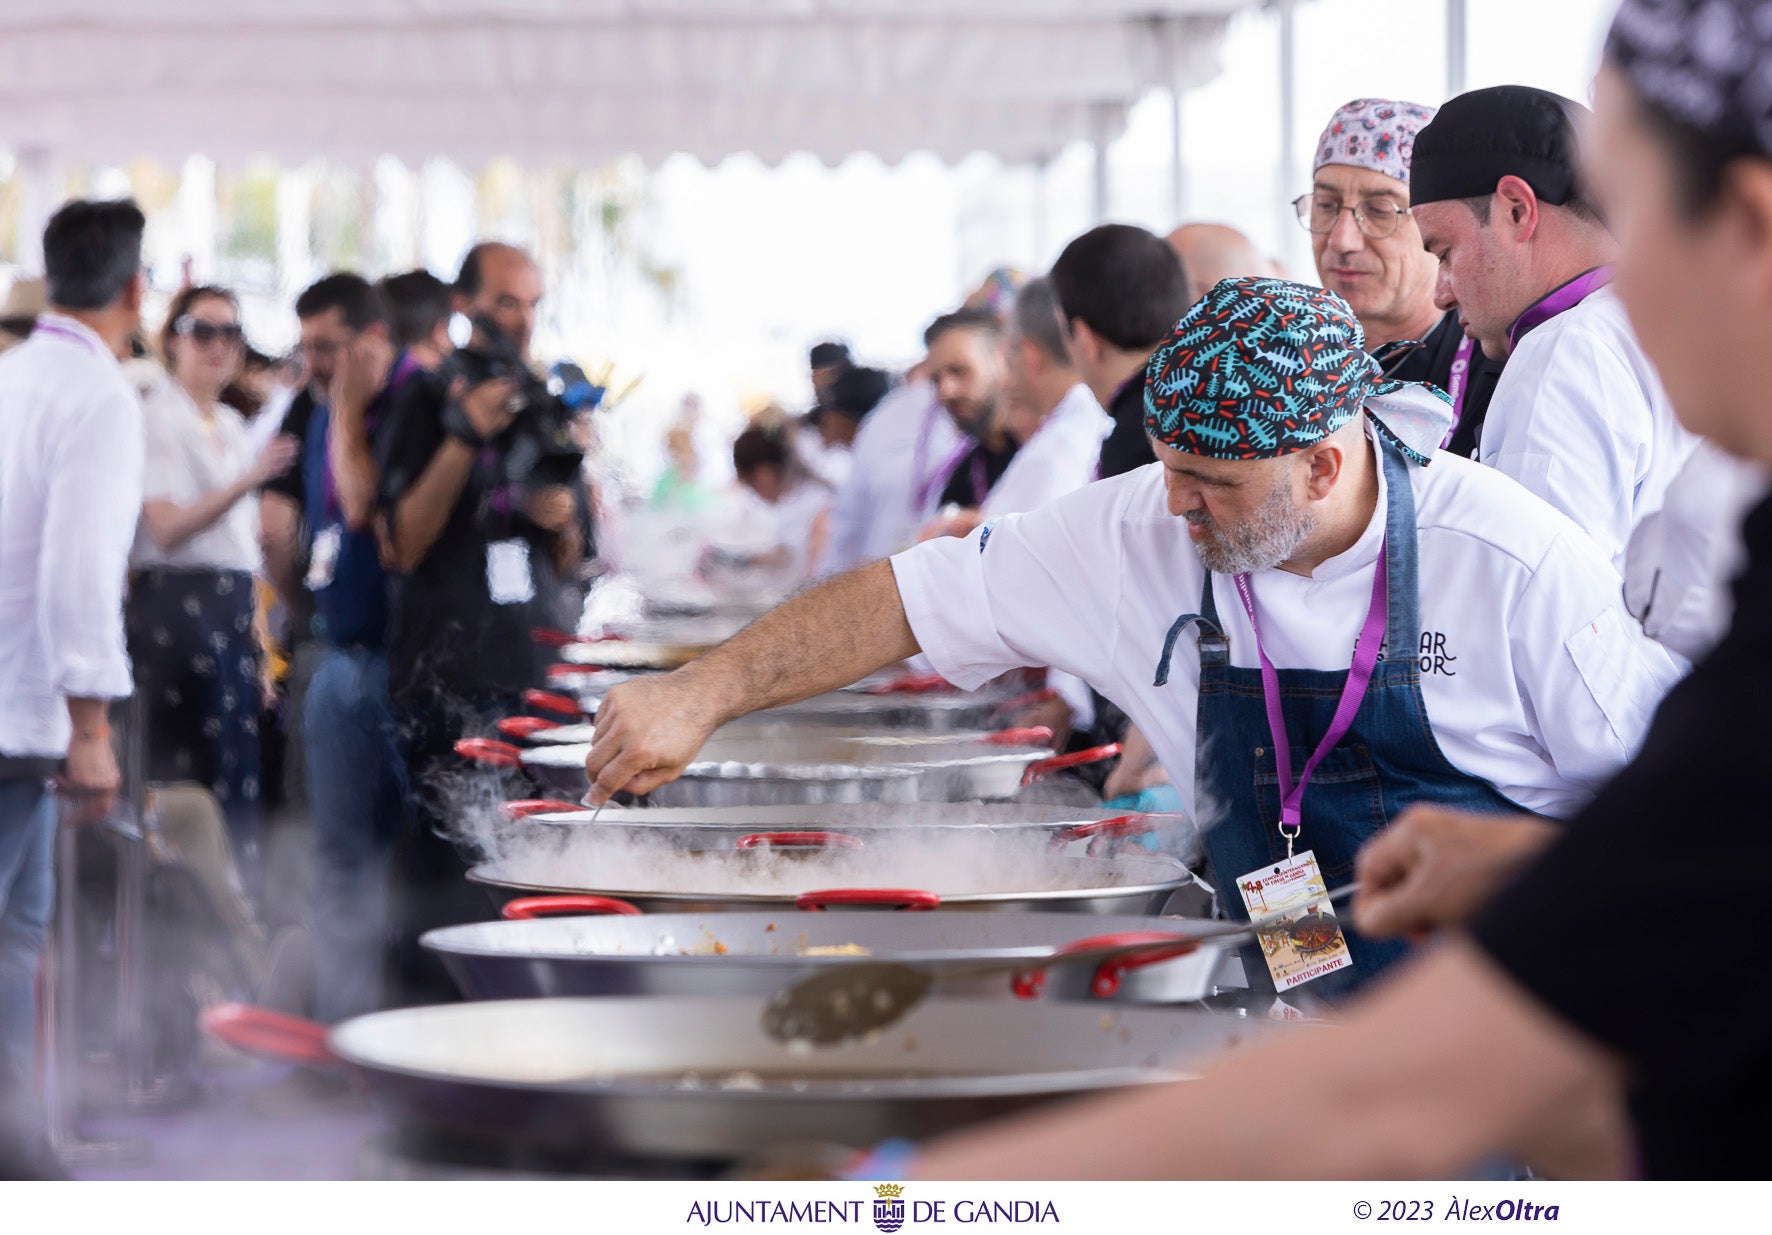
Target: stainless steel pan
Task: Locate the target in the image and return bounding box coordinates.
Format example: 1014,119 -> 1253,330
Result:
493,801 -> 1192,862
423,909 -> 1247,1005
542,673 -> 1061,734
202,996 -> 1276,1161
458,735 -> 1116,805
467,844 -> 1196,916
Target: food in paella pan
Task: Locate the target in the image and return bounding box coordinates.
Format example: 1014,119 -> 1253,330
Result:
1286,911 -> 1340,954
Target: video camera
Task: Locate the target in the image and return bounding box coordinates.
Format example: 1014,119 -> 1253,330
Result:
445,315 -> 585,491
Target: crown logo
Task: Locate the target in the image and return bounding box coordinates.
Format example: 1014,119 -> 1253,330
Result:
874,1184 -> 905,1199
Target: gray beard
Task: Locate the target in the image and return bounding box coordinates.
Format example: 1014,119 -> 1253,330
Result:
1188,480 -> 1317,575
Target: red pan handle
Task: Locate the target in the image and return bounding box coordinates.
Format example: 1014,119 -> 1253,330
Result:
864,672 -> 953,696
454,738 -> 524,770
1046,814 -> 1155,850
988,686 -> 1061,719
1020,742 -> 1123,786
199,1003 -> 339,1067
499,799 -> 585,821
497,716 -> 564,741
523,689 -> 585,720
980,726 -> 1054,747
735,831 -> 864,850
531,627 -> 582,648
501,895 -> 644,920
795,888 -> 940,912
1011,932 -> 1204,1000
546,663 -> 589,682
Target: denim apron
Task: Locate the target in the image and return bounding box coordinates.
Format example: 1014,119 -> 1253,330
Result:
1156,436 -> 1519,997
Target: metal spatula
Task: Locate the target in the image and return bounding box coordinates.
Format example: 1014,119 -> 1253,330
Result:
761,883 -> 1359,1047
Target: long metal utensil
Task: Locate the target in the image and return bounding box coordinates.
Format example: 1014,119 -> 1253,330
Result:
763,883 -> 1360,1046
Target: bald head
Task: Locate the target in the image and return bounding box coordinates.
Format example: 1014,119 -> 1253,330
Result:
457,241 -> 543,359
1165,224 -> 1275,306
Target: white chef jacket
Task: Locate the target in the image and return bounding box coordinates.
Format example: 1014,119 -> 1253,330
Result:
0,314 -> 142,759
1481,285 -> 1697,568
130,363 -> 262,574
892,425 -> 1682,822
976,382 -> 1111,731
1623,441 -> 1770,662
821,379 -> 960,574
980,383 -> 1111,519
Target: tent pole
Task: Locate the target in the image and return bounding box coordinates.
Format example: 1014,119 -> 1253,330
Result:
1091,103 -> 1114,223
1277,0 -> 1300,270
1446,0 -> 1469,97
15,147 -> 60,275
1163,19 -> 1186,225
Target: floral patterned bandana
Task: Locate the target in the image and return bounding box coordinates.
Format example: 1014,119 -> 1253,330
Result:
1313,98 -> 1438,181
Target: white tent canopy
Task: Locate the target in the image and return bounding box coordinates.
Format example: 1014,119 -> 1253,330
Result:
0,0 -> 1255,166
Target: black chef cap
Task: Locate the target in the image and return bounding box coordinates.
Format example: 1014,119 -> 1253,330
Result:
1411,85 -> 1590,207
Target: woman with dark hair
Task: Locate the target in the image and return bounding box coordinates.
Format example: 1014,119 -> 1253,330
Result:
839,0 -> 1772,1182
127,285 -> 297,882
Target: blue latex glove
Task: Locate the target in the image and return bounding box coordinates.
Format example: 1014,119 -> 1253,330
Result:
1101,784 -> 1188,850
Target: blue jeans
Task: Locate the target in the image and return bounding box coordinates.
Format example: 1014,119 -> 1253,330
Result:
304,648 -> 405,1023
0,780 -> 54,1099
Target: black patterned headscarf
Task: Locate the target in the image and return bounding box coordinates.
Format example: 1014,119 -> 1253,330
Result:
1607,0 -> 1772,159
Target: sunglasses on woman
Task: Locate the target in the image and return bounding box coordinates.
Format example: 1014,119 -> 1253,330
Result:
173,316 -> 245,347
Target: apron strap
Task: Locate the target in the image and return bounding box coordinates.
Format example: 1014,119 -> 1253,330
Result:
1376,435 -> 1423,655
1154,612 -> 1224,686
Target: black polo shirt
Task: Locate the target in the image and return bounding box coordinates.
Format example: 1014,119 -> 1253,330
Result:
938,438 -> 1017,509
1098,372 -> 1155,479
1470,496 -> 1772,1180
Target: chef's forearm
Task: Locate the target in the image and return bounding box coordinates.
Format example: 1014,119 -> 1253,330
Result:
681,560 -> 920,726
914,943 -> 1626,1180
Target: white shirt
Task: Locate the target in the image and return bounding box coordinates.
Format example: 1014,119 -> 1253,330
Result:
977,382 -> 1112,731
0,314 -> 143,759
891,427 -> 1682,822
1481,285 -> 1698,567
821,379 -> 960,574
796,422 -> 854,492
129,363 -> 261,573
981,383 -> 1112,519
1623,441 -> 1770,662
711,479 -> 835,586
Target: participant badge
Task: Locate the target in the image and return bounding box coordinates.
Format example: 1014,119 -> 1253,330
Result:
1235,850 -> 1352,991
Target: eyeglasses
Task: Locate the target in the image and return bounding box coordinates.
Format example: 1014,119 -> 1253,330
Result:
173,316 -> 245,347
1293,192 -> 1412,238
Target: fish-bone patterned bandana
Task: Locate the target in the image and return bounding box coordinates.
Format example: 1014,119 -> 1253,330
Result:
1143,277 -> 1452,464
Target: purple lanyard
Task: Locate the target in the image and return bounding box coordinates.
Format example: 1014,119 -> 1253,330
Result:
968,451 -> 990,505
910,396 -> 971,515
1233,548 -> 1389,857
1508,266 -> 1613,352
33,319 -> 107,358
1440,335 -> 1475,448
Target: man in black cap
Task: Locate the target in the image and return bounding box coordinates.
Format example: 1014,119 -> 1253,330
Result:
1411,85 -> 1696,567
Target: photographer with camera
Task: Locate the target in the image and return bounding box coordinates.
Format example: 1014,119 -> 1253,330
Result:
375,241 -> 585,1004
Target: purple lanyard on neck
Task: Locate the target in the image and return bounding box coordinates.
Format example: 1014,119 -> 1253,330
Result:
33,319 -> 106,358
1441,335 -> 1476,448
910,396 -> 971,515
1233,549 -> 1389,857
1508,266 -> 1613,352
